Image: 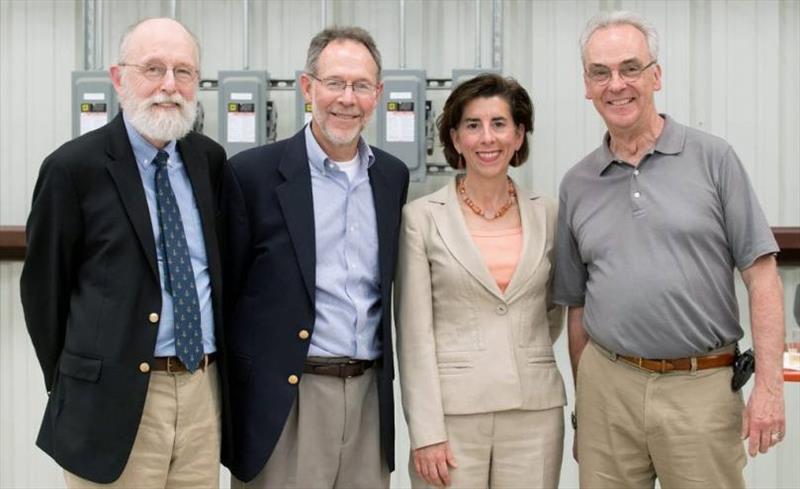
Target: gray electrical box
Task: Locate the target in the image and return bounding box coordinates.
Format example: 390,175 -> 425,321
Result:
72,71 -> 118,138
452,68 -> 501,87
295,70 -> 313,132
375,69 -> 427,182
218,70 -> 270,156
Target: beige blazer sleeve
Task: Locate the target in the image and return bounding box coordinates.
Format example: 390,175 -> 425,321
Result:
395,201 -> 449,450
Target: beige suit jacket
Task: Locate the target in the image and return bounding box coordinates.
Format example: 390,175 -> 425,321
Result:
395,178 -> 566,450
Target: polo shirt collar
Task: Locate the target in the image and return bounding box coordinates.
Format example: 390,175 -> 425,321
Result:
593,113 -> 686,176
304,122 -> 374,175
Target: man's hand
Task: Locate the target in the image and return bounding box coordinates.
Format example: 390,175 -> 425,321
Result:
742,381 -> 785,456
413,441 -> 458,487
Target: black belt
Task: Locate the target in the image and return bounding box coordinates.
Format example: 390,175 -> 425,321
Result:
303,359 -> 375,378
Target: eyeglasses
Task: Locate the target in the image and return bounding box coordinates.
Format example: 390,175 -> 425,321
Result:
306,73 -> 377,97
586,59 -> 657,85
119,62 -> 199,84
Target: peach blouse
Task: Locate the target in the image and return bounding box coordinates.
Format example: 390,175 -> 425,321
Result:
470,226 -> 523,293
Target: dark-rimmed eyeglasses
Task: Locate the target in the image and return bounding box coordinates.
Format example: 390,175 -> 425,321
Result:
119,62 -> 198,84
306,73 -> 377,97
586,59 -> 657,85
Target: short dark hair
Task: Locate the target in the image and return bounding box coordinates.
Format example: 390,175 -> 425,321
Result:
305,26 -> 382,79
438,73 -> 534,169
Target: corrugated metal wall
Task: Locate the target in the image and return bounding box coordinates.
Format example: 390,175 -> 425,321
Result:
1,1 -> 798,487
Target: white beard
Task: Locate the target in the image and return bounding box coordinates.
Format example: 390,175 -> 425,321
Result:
120,83 -> 197,143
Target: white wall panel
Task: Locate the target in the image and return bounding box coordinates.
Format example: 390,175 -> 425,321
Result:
1,1 -> 798,488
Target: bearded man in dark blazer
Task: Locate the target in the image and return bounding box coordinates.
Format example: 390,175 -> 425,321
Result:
20,17 -> 228,488
223,26 -> 409,489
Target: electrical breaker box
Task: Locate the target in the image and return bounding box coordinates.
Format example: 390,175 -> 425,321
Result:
72,71 -> 118,138
452,68 -> 501,87
218,70 -> 270,157
375,69 -> 427,182
295,70 -> 313,132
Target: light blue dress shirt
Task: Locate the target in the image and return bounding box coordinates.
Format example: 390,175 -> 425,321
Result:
123,116 -> 216,356
305,124 -> 382,360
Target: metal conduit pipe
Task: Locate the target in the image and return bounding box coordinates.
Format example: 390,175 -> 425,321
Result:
83,0 -> 95,69
321,0 -> 328,28
399,0 -> 406,69
475,0 -> 481,68
491,0 -> 502,71
169,0 -> 177,19
95,0 -> 103,68
243,0 -> 250,69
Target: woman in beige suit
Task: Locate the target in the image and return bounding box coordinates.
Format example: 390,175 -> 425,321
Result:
395,74 -> 566,488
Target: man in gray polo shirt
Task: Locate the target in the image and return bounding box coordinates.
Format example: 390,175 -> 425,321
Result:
554,10 -> 786,488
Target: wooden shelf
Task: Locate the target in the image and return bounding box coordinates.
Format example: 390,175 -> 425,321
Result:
0,225 -> 25,260
1,225 -> 799,264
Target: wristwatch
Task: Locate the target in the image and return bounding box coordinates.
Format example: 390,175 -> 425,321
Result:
571,411 -> 577,430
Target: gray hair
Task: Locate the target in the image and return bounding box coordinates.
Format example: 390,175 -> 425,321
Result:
304,26 -> 382,79
118,17 -> 201,66
579,10 -> 659,66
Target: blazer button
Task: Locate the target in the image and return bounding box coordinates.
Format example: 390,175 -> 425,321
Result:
148,313 -> 159,324
288,374 -> 299,385
298,329 -> 310,340
496,304 -> 508,315
139,362 -> 151,373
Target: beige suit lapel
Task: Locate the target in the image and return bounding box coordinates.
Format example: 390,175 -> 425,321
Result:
503,183 -> 546,302
429,179 -> 505,301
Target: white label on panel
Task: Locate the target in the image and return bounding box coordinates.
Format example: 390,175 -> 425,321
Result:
230,92 -> 254,101
80,112 -> 108,135
386,112 -> 415,142
227,112 -> 256,143
83,92 -> 105,101
389,91 -> 413,100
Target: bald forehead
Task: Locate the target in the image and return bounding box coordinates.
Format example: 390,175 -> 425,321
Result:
584,24 -> 651,66
121,18 -> 199,65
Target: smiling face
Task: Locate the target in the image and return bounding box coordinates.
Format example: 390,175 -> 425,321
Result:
300,39 -> 383,160
583,23 -> 661,134
110,18 -> 199,147
451,96 -> 524,182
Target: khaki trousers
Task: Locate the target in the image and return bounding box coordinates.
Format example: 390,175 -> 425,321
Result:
232,364 -> 388,489
410,408 -> 564,489
65,363 -> 222,489
576,341 -> 746,489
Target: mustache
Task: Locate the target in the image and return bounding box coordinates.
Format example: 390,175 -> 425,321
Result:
148,93 -> 186,107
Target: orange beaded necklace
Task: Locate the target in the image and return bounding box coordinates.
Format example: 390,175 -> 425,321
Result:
457,176 -> 516,220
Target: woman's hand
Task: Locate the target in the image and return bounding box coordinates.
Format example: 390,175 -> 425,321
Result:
413,441 -> 458,487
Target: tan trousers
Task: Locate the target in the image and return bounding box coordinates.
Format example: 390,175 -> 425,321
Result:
65,364 -> 222,489
576,341 -> 746,489
232,365 -> 388,489
410,408 -> 564,489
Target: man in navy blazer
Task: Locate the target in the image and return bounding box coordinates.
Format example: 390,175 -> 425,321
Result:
222,26 -> 409,488
21,18 -> 229,488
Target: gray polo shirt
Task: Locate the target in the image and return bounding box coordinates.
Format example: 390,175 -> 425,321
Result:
553,114 -> 778,358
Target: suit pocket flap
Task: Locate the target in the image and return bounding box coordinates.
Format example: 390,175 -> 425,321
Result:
59,351 -> 102,382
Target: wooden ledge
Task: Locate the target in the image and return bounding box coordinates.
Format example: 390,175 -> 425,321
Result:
0,225 -> 25,260
1,226 -> 799,264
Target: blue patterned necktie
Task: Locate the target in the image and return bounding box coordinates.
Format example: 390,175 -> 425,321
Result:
154,150 -> 203,372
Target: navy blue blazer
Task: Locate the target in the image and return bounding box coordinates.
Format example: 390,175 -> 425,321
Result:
221,128 -> 409,481
20,114 -> 229,483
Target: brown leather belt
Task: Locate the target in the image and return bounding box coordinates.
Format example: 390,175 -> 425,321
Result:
303,359 -> 375,378
616,352 -> 734,373
152,353 -> 216,373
